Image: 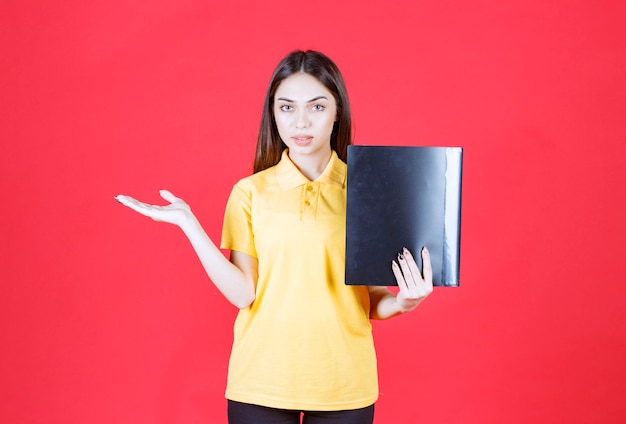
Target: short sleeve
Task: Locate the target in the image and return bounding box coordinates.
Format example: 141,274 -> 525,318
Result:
220,181 -> 257,258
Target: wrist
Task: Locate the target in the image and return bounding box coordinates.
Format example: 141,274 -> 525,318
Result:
395,297 -> 419,314
179,211 -> 201,234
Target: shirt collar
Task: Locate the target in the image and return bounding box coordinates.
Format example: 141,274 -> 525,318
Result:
276,149 -> 346,191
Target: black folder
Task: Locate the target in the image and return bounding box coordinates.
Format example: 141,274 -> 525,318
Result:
345,146 -> 463,287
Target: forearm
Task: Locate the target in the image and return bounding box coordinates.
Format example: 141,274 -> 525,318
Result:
180,215 -> 255,309
369,289 -> 404,320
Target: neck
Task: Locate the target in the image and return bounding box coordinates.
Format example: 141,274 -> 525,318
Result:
288,149 -> 332,181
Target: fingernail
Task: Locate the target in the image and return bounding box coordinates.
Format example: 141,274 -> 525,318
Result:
422,246 -> 429,254
403,247 -> 410,255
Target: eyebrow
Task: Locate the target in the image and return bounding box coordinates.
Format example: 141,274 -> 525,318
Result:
275,96 -> 329,103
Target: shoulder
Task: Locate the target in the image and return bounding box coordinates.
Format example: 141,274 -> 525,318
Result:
231,165 -> 279,195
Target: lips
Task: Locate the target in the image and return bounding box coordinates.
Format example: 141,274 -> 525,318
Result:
292,135 -> 313,146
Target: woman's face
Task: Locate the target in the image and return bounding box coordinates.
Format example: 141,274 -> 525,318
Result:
273,72 -> 338,164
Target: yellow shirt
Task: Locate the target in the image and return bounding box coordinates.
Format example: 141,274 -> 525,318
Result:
220,150 -> 378,411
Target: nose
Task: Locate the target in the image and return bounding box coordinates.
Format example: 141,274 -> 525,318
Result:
295,109 -> 310,129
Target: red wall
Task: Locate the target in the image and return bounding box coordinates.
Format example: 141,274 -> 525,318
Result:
2,1 -> 625,422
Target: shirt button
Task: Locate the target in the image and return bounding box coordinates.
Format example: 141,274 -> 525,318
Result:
307,185 -> 313,191
304,200 -> 311,206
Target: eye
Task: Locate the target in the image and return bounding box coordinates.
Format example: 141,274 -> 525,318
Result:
311,104 -> 325,111
279,104 -> 293,112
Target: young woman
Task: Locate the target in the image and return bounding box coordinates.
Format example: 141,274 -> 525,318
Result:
116,50 -> 433,424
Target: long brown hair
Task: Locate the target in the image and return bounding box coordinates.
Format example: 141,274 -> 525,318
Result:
253,50 -> 353,173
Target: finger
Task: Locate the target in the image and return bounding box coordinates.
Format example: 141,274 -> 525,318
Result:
116,195 -> 148,209
115,194 -> 136,207
421,247 -> 434,288
402,248 -> 423,284
397,252 -> 416,287
115,195 -> 162,218
159,189 -> 178,203
391,260 -> 409,291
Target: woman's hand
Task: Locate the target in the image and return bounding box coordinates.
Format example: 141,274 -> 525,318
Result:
392,247 -> 433,313
115,190 -> 194,228
115,189 -> 257,308
368,247 -> 433,319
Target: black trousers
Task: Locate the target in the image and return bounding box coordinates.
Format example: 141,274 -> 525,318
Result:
227,400 -> 375,424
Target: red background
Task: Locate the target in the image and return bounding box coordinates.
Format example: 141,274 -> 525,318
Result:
2,1 -> 625,422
